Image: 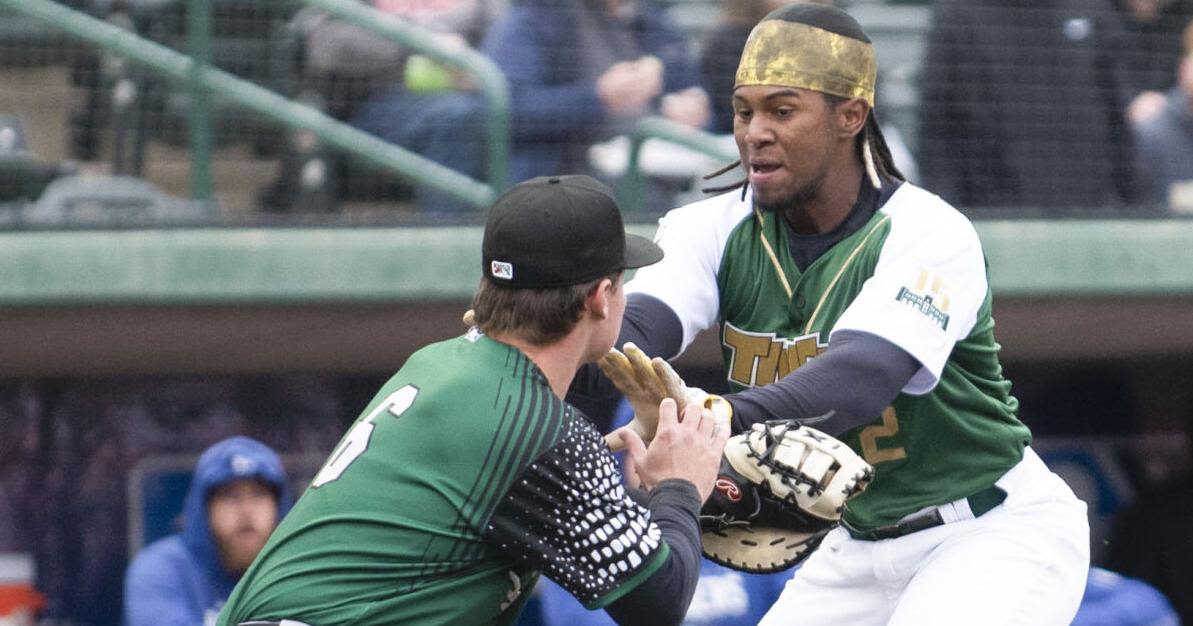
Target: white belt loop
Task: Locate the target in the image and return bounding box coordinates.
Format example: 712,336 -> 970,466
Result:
937,496 -> 975,524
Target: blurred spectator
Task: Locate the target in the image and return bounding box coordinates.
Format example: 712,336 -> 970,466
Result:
481,0 -> 709,189
699,0 -> 793,135
1121,0 -> 1193,124
1071,567 -> 1181,626
918,0 -> 1136,212
123,436 -> 292,626
1131,18 -> 1193,209
261,0 -> 504,213
0,376 -> 346,626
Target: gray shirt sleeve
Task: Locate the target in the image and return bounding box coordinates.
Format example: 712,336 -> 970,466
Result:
727,330 -> 921,436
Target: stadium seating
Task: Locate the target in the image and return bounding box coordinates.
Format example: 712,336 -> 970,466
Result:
69,0 -> 299,163
0,113 -> 75,221
21,173 -> 214,226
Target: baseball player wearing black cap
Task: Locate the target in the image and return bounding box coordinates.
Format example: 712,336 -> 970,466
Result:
217,175 -> 729,626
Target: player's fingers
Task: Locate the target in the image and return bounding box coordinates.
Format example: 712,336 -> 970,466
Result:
652,357 -> 690,400
712,418 -> 731,448
620,428 -> 648,470
676,400 -> 700,426
623,454 -> 642,489
605,426 -> 629,452
625,343 -> 667,398
655,397 -> 680,434
598,349 -> 638,391
702,406 -> 721,438
681,403 -> 715,436
597,347 -> 625,370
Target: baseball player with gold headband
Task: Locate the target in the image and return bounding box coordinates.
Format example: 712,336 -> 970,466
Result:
577,4 -> 1092,625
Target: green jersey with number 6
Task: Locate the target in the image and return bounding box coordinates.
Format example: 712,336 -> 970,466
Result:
217,330 -> 669,626
626,182 -> 1031,531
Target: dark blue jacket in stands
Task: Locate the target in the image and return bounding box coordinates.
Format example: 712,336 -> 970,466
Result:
481,0 -> 702,184
123,437 -> 292,626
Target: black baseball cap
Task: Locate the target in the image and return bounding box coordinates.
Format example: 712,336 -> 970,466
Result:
482,175 -> 664,288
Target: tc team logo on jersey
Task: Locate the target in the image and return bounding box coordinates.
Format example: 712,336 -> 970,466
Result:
895,268 -> 952,331
722,323 -> 827,388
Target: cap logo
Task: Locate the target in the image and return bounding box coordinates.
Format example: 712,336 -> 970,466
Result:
230,454 -> 258,476
490,260 -> 514,281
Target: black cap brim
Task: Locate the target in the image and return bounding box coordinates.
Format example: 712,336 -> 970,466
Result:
624,233 -> 664,270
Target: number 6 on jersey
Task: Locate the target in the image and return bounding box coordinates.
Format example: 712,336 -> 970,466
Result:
312,384 -> 419,487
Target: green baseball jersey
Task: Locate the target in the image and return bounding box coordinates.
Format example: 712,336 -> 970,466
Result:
626,182 -> 1030,530
218,330 -> 668,626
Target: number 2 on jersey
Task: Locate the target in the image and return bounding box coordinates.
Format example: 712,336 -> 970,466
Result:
311,384 -> 419,487
859,406 -> 907,465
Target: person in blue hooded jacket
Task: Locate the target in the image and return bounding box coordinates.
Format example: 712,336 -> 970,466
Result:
123,436 -> 292,626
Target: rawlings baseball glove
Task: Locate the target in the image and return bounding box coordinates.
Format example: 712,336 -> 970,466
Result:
701,421 -> 874,573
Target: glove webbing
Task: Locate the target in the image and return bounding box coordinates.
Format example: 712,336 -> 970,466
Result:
750,420 -> 830,499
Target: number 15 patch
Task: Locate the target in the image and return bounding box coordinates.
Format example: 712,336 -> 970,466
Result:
895,268 -> 951,331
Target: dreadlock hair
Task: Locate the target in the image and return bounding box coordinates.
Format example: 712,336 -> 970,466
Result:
700,95 -> 905,196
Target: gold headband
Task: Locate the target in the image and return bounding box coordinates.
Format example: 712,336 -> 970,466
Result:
735,20 -> 876,106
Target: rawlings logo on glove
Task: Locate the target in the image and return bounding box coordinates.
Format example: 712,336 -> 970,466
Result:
701,421 -> 874,573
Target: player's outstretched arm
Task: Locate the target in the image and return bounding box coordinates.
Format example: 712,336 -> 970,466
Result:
725,330 -> 920,436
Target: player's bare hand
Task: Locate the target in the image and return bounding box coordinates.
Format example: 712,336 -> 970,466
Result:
661,87 -> 711,129
622,399 -> 728,502
597,57 -> 663,114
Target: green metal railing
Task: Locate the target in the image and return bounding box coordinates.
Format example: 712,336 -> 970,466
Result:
305,0 -> 510,198
0,0 -> 510,209
618,116 -> 739,212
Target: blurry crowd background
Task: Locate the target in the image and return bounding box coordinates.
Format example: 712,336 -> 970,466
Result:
2,0 -> 1193,220
2,0 -> 1193,624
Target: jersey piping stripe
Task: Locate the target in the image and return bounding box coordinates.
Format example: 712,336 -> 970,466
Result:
469,359 -> 544,528
753,208 -> 796,300
409,376 -> 522,585
459,349 -> 534,553
804,213 -> 891,333
433,346 -> 530,571
450,347 -> 564,566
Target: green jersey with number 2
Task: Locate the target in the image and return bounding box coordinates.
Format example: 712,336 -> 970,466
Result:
626,182 -> 1030,530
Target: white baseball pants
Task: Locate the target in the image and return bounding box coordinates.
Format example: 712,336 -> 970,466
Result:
758,447 -> 1090,626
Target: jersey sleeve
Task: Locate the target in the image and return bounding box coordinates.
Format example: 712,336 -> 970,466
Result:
831,192 -> 989,395
625,192 -> 751,354
483,417 -> 669,609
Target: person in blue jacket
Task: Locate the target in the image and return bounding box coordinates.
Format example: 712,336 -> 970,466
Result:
123,436 -> 292,626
